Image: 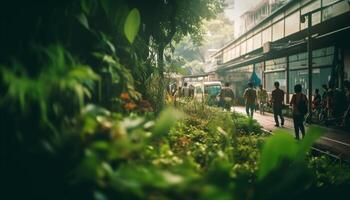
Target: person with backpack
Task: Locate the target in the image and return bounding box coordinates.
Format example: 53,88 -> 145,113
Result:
220,82 -> 235,111
243,82 -> 257,118
257,84 -> 268,115
271,81 -> 285,127
290,84 -> 308,140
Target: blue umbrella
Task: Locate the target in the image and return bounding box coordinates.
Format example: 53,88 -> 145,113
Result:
249,71 -> 261,87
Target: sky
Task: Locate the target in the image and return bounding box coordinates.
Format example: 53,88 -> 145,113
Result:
224,0 -> 261,37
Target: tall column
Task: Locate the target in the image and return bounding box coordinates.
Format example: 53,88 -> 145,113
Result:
307,14 -> 313,121
286,56 -> 290,103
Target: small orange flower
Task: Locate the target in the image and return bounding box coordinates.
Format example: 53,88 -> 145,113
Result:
179,136 -> 190,147
120,92 -> 130,100
124,102 -> 137,110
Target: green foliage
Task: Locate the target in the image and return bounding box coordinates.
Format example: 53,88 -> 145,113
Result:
258,126 -> 325,180
1,45 -> 99,123
1,1 -> 349,200
124,8 -> 141,44
152,107 -> 184,137
232,113 -> 263,134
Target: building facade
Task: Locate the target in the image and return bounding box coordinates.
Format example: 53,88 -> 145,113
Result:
239,0 -> 288,35
212,0 -> 350,103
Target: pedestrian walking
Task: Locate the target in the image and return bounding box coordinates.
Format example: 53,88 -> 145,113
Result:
220,82 -> 235,111
243,82 -> 257,118
257,84 -> 268,115
290,84 -> 308,140
271,81 -> 285,127
181,82 -> 190,98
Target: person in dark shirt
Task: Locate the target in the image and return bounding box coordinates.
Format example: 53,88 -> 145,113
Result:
271,81 -> 285,127
290,84 -> 308,140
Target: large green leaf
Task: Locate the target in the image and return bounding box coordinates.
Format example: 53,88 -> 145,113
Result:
298,126 -> 325,156
152,107 -> 184,138
258,126 -> 325,181
76,13 -> 89,30
258,130 -> 298,180
124,8 -> 141,44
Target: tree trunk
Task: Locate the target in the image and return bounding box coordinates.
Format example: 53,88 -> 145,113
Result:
157,45 -> 166,112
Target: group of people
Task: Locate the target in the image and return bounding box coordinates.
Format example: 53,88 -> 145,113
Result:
312,81 -> 350,126
241,81 -> 308,140
243,82 -> 286,124
242,80 -> 350,140
168,82 -> 195,99
171,79 -> 350,139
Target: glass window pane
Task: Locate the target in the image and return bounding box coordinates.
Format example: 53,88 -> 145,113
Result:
289,67 -> 332,96
265,57 -> 287,71
301,0 -> 321,14
265,72 -> 286,92
313,55 -> 333,67
228,48 -> 233,60
289,69 -> 309,94
285,11 -> 300,36
247,37 -> 253,53
240,41 -> 246,55
322,0 -> 350,21
272,20 -> 284,41
262,27 -> 272,44
234,46 -> 239,58
301,0 -> 321,28
253,32 -> 262,50
223,50 -> 228,63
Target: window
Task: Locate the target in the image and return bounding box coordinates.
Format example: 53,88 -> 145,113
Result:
265,72 -> 286,92
289,67 -> 332,95
262,27 -> 272,44
272,20 -> 284,41
240,41 -> 246,56
266,57 -> 287,71
205,85 -> 221,96
247,37 -> 253,53
289,52 -> 308,70
236,46 -> 241,57
285,11 -> 300,36
228,47 -> 234,60
289,47 -> 334,69
253,32 -> 262,50
313,46 -> 334,67
301,0 -> 321,28
322,0 -> 350,21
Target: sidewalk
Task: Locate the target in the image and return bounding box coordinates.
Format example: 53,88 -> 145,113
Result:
233,106 -> 350,162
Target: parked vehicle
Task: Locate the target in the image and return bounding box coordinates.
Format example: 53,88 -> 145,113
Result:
193,81 -> 222,105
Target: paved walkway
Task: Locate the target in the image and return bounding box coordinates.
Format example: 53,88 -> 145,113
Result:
233,106 -> 350,162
